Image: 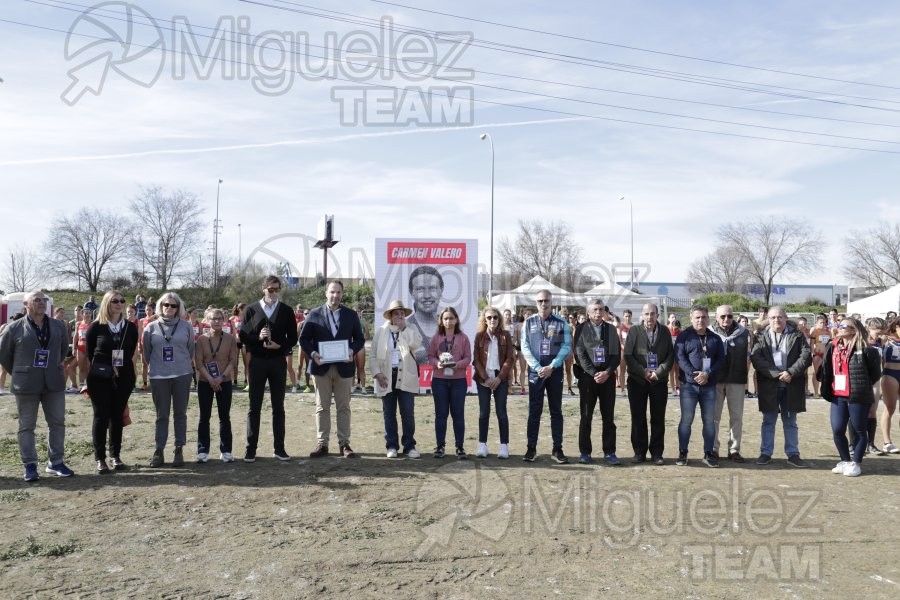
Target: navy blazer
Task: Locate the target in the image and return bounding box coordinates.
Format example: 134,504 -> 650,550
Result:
299,305 -> 365,378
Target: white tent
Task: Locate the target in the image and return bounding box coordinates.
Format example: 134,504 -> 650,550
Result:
578,284 -> 659,317
847,284 -> 900,318
489,275 -> 581,311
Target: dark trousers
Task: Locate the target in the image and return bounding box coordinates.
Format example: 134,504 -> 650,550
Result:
578,375 -> 617,456
198,381 -> 233,454
526,368 -> 564,449
382,387 -> 416,452
627,378 -> 669,458
432,377 -> 467,448
87,370 -> 135,461
477,376 -> 509,444
246,355 -> 287,453
831,399 -> 869,463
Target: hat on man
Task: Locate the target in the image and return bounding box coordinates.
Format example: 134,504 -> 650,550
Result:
383,300 -> 413,320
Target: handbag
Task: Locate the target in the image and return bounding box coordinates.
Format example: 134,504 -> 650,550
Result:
89,362 -> 114,379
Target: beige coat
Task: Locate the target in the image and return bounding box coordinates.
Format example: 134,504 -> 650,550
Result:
370,323 -> 422,395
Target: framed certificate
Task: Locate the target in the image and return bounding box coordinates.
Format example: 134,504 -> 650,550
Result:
319,340 -> 350,363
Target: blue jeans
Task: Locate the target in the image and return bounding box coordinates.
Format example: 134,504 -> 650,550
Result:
477,379 -> 509,444
526,367 -> 564,449
677,382 -> 717,453
760,388 -> 800,457
382,388 -> 416,452
432,378 -> 467,449
830,399 -> 869,463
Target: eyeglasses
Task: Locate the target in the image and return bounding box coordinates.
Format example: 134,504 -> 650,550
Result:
110,299 -> 125,304
719,314 -> 733,319
485,315 -> 499,320
210,317 -> 224,322
537,299 -> 551,304
266,287 -> 281,293
838,324 -> 855,330
162,303 -> 179,309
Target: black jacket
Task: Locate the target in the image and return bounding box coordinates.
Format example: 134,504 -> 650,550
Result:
817,342 -> 882,404
239,301 -> 298,359
623,323 -> 674,384
575,320 -> 620,378
750,324 -> 811,413
710,322 -> 750,384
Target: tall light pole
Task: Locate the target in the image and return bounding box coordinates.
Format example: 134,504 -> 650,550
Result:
480,133 -> 495,302
237,223 -> 242,266
213,178 -> 223,288
620,196 -> 634,291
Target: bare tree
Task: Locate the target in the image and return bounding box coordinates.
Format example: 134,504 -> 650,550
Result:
842,224 -> 900,288
716,220 -> 822,304
687,246 -> 750,295
1,247 -> 45,292
129,186 -> 205,289
498,219 -> 583,286
45,208 -> 133,291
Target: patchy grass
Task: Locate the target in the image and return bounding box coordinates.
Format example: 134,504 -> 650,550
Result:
0,438 -> 20,467
0,490 -> 32,503
0,536 -> 80,561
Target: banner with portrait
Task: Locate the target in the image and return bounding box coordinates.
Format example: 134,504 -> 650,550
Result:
374,238 -> 478,391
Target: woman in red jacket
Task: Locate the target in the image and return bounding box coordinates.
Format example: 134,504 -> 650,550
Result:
472,306 -> 516,459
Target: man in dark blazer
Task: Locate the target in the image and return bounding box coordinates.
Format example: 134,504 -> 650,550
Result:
623,303 -> 674,465
0,290 -> 74,481
239,275 -> 298,463
575,299 -> 621,465
299,280 -> 365,458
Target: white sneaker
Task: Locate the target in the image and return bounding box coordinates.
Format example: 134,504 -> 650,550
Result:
197,453 -> 209,463
831,461 -> 848,474
842,461 -> 862,477
498,443 -> 510,459
220,452 -> 234,463
884,442 -> 900,454
475,442 -> 489,458
386,448 -> 398,458
406,448 -> 421,459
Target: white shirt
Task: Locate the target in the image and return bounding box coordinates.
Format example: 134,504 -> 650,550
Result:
260,299 -> 279,320
486,332 -> 500,372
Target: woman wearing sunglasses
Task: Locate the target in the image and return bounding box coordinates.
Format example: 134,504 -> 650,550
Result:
472,306 -> 516,459
143,292 -> 195,468
819,317 -> 882,477
85,291 -> 139,473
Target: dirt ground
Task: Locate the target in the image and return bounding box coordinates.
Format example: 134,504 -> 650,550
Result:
1,379 -> 899,599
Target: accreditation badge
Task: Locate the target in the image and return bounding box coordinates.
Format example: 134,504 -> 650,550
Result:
539,339 -> 550,356
112,349 -> 124,367
647,353 -> 658,369
206,361 -> 220,378
702,358 -> 711,372
33,349 -> 49,368
163,346 -> 174,362
593,346 -> 606,364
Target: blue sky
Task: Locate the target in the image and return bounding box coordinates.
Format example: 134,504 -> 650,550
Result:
2,0 -> 899,288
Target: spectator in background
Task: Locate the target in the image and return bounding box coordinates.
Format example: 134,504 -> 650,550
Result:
137,303 -> 156,391
135,295 -> 147,320
353,304 -> 369,395
84,295 -> 99,318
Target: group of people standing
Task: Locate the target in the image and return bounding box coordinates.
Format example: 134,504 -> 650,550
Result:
3,281 -> 898,480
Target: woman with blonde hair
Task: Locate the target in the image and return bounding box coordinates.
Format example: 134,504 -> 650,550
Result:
472,306 -> 516,458
143,292 -> 195,467
194,307 -> 239,463
85,290 -> 139,473
819,317 -> 882,476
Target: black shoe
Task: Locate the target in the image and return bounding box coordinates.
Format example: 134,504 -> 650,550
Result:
523,447 -> 537,462
703,452 -> 719,468
652,455 -> 664,466
243,450 -> 257,463
727,452 -> 746,463
551,448 -> 569,464
631,454 -> 647,464
433,446 -> 445,459
96,459 -> 111,474
786,455 -> 808,468
456,447 -> 468,460
110,457 -> 128,471
756,454 -> 772,465
273,450 -> 291,461
675,450 -> 688,466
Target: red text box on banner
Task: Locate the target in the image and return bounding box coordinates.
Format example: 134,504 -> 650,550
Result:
387,242 -> 467,264
418,365 -> 473,388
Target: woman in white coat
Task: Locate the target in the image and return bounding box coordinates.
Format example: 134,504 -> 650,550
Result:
371,300 -> 422,458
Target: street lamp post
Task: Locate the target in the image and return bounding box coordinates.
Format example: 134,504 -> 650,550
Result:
213,178 -> 223,288
621,196 -> 634,291
480,133 -> 495,302
237,223 -> 242,266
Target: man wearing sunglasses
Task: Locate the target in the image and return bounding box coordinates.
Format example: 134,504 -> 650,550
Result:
710,305 -> 750,463
0,290 -> 74,481
239,275 -> 298,463
520,289 -> 572,464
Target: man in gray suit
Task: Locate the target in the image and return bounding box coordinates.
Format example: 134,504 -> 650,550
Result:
0,290 -> 74,481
